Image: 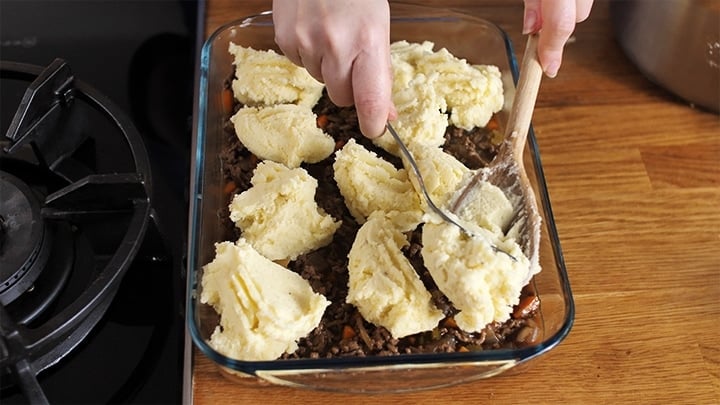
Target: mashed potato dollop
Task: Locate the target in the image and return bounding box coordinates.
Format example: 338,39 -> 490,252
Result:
230,104 -> 335,168
229,161 -> 341,261
229,42 -> 324,108
422,223 -> 529,332
201,239 -> 330,361
347,212 -> 444,338
333,139 -> 423,227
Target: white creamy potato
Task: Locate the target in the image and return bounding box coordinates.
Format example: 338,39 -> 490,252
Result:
229,42 -> 324,108
421,223 -> 529,333
373,73 -> 449,155
347,212 -> 444,338
452,175 -> 515,235
229,161 -> 341,261
333,139 -> 423,227
400,143 -> 472,211
387,41 -> 435,120
389,40 -> 436,88
375,40 -> 504,154
230,104 -> 335,168
415,48 -> 504,130
201,239 -> 330,361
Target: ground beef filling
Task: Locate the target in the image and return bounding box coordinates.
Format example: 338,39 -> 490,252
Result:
218,80 -> 541,358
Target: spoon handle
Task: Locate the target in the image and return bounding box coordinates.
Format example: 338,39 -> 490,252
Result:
507,34 -> 543,159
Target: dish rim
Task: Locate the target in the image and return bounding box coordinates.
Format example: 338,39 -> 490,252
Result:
186,3 -> 575,377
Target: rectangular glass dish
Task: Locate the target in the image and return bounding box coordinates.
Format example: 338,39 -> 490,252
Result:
187,2 -> 574,393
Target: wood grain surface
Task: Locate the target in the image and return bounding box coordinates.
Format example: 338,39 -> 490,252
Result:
191,1 -> 720,403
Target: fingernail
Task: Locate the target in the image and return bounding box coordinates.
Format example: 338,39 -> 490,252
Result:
389,103 -> 398,121
523,10 -> 537,35
544,61 -> 560,78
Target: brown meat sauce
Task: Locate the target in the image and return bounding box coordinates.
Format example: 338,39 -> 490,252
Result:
217,78 -> 541,358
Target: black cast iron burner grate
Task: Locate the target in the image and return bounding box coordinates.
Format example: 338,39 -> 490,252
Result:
0,59 -> 153,404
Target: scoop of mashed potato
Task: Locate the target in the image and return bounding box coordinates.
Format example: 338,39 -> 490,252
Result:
421,222 -> 529,333
230,104 -> 335,168
415,47 -> 504,130
389,40 -> 435,89
229,161 -> 341,261
347,211 -> 444,338
372,73 -> 449,155
229,42 -> 324,108
201,239 -> 330,361
333,139 -> 423,227
400,143 -> 471,211
375,40 -> 503,153
452,174 -> 515,235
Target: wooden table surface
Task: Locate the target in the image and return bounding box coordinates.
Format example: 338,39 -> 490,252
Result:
190,1 -> 720,403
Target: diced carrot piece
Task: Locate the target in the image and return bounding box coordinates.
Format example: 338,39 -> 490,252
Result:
512,295 -> 540,319
486,116 -> 500,131
316,114 -> 329,129
222,88 -> 234,115
223,180 -> 237,195
443,317 -> 458,329
342,325 -> 356,340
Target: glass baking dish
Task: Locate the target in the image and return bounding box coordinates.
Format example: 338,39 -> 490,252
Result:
187,2 -> 574,393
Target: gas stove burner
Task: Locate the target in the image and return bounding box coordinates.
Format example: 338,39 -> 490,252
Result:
0,215 -> 5,250
0,59 -> 155,404
0,171 -> 52,307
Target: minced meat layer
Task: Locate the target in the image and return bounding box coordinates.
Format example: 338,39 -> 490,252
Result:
217,81 -> 541,359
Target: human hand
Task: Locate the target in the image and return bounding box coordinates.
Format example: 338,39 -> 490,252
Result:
522,0 -> 594,78
272,0 -> 396,138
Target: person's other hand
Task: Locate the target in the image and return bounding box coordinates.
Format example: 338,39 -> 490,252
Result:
523,0 -> 594,77
272,0 -> 396,138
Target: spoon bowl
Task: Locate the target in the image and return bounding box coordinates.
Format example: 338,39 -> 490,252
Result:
451,34 -> 544,276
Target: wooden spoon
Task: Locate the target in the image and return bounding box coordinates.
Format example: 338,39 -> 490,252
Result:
451,34 -> 544,277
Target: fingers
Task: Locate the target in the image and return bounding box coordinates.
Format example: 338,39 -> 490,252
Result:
576,0 -> 594,22
536,0 -> 576,78
310,31 -> 390,123
298,48 -> 324,83
523,0 -> 593,78
350,7 -> 394,138
272,0 -> 394,138
352,47 -> 395,138
272,0 -> 303,66
273,0 -> 354,106
522,0 -> 542,34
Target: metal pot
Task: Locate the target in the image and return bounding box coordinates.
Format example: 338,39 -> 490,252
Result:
610,0 -> 720,113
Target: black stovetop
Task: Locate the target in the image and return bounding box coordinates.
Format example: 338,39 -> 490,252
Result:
0,1 -> 204,403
